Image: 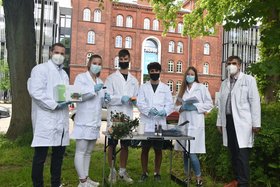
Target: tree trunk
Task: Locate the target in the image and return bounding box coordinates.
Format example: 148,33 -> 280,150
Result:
3,0 -> 36,140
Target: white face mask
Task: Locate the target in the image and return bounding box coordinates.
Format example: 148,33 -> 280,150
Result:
227,64 -> 238,75
90,64 -> 102,74
51,54 -> 65,65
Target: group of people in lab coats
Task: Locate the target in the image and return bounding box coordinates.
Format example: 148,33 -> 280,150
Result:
28,43 -> 261,187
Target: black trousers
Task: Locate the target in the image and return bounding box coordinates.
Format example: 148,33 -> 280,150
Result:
226,115 -> 250,187
31,146 -> 66,187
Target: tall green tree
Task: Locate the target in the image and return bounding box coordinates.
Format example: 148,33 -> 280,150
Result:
3,0 -> 36,139
150,0 -> 280,102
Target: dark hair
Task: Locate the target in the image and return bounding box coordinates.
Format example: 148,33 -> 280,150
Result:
87,54 -> 102,70
50,43 -> 65,51
147,62 -> 161,72
227,56 -> 242,64
118,49 -> 130,58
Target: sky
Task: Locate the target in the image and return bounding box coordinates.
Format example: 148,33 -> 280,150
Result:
56,0 -> 71,8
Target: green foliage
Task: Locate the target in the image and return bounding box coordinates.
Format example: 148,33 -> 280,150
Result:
0,59 -> 10,91
204,105 -> 280,187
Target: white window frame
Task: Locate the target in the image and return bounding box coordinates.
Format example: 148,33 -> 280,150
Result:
178,22 -> 183,34
86,52 -> 94,63
126,16 -> 133,28
94,9 -> 101,22
144,18 -> 150,30
168,41 -> 175,53
125,36 -> 132,49
203,82 -> 209,88
204,43 -> 210,55
152,19 -> 159,30
114,56 -> 119,69
83,8 -> 91,21
203,62 -> 209,74
167,80 -> 174,92
87,31 -> 95,44
176,61 -> 182,73
177,42 -> 183,53
115,35 -> 122,48
176,81 -> 182,93
168,60 -> 174,72
169,26 -> 175,33
116,15 -> 123,27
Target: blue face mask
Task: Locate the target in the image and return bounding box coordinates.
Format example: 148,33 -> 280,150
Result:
186,75 -> 195,83
90,64 -> 102,75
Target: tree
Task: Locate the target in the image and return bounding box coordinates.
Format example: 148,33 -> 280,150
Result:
3,0 -> 36,139
0,59 -> 10,91
150,0 -> 280,102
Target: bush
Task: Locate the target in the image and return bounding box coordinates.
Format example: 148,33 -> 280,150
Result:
203,104 -> 280,187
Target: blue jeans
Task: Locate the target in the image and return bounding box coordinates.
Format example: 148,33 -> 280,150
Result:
183,152 -> 201,177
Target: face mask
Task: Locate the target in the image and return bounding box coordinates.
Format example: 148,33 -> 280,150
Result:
186,75 -> 195,83
119,61 -> 129,69
51,54 -> 65,65
90,64 -> 102,75
150,73 -> 160,81
227,64 -> 238,75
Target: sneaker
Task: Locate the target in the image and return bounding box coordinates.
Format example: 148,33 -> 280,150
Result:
119,171 -> 133,183
154,173 -> 161,181
77,181 -> 92,187
196,179 -> 203,186
87,177 -> 100,187
139,173 -> 148,182
108,169 -> 117,184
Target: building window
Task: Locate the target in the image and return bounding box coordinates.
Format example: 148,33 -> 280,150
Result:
114,56 -> 119,68
204,43 -> 210,55
116,15 -> 123,27
60,14 -> 71,28
167,80 -> 173,92
168,41 -> 175,53
168,60 -> 174,72
178,22 -> 183,34
169,26 -> 175,33
203,82 -> 209,88
126,16 -> 133,28
153,19 -> 159,30
83,8 -> 91,21
87,31 -> 95,44
177,42 -> 183,53
125,36 -> 132,49
144,18 -> 150,30
86,52 -> 94,63
203,63 -> 209,74
176,61 -> 182,73
115,35 -> 122,48
94,9 -> 101,22
176,81 -> 182,93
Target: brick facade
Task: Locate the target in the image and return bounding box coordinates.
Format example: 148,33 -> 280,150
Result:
70,0 -> 222,99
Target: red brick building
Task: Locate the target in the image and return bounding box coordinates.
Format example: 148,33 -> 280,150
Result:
70,0 -> 222,98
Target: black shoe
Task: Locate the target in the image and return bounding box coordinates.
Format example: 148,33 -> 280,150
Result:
139,173 -> 148,182
196,179 -> 203,186
154,173 -> 161,181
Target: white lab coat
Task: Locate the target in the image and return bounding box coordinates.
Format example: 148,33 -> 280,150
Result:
71,71 -> 104,140
27,60 -> 69,147
216,72 -> 261,148
137,81 -> 174,132
174,82 -> 213,153
104,70 -> 139,127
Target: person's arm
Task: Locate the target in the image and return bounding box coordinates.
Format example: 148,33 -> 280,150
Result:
216,86 -> 222,134
74,74 -> 96,102
136,86 -> 152,116
249,76 -> 261,132
163,88 -> 174,116
104,76 -> 123,106
194,85 -> 213,113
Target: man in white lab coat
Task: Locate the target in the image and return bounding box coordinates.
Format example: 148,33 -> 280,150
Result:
137,62 -> 174,182
27,43 -> 70,187
104,49 -> 139,183
216,56 -> 261,187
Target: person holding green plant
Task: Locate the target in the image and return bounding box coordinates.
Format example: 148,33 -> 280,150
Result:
216,56 -> 261,187
174,66 -> 213,186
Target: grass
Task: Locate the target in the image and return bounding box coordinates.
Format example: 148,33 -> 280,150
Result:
0,134 -> 224,187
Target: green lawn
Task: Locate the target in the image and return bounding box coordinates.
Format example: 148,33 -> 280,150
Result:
0,135 -> 224,187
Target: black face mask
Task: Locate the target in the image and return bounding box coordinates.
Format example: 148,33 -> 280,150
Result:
150,73 -> 160,81
119,61 -> 129,69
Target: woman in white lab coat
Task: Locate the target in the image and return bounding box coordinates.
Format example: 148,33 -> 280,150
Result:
71,54 -> 106,187
174,66 -> 213,186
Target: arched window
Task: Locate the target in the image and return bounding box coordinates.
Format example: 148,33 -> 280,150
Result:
115,35 -> 122,48
153,19 -> 159,30
177,42 -> 183,53
83,8 -> 91,21
203,82 -> 209,88
116,15 -> 123,27
114,56 -> 119,68
176,81 -> 182,93
176,61 -> 182,73
169,26 -> 175,33
203,62 -> 209,74
168,41 -> 175,53
125,36 -> 132,49
144,18 -> 150,30
204,43 -> 210,55
93,9 -> 101,22
87,31 -> 95,44
178,22 -> 183,34
86,52 -> 94,63
168,60 -> 174,72
167,80 -> 174,92
126,16 -> 133,28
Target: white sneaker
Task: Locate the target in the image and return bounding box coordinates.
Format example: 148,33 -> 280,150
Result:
119,171 -> 133,183
108,169 -> 117,184
77,181 -> 93,187
87,177 -> 100,187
